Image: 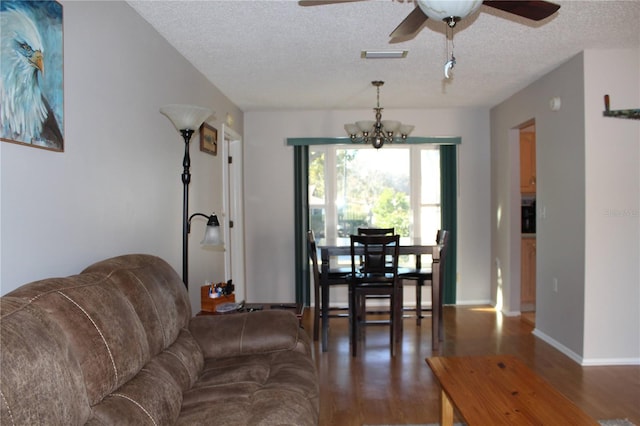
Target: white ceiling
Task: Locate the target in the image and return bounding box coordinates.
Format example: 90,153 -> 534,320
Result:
128,0 -> 640,112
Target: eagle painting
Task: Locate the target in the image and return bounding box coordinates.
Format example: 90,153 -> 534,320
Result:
1,0 -> 63,151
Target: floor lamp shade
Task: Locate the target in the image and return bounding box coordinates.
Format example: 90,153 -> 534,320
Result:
160,104 -> 213,132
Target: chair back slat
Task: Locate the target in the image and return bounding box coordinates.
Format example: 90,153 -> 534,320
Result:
350,234 -> 400,279
357,227 -> 395,236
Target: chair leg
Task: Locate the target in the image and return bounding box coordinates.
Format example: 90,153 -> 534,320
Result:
313,295 -> 320,341
391,286 -> 403,357
416,280 -> 422,326
398,282 -> 404,338
432,276 -> 440,350
390,290 -> 396,357
350,287 -> 357,357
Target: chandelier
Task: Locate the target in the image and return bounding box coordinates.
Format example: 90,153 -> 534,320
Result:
344,81 -> 414,149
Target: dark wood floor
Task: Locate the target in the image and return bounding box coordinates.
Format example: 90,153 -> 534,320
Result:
301,306 -> 640,426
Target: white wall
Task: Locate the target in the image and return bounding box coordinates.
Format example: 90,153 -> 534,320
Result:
491,53 -> 587,354
583,49 -> 639,364
491,49 -> 640,365
243,108 -> 491,305
0,1 -> 243,315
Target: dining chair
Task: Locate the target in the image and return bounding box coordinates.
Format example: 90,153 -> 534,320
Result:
399,230 -> 449,327
307,230 -> 350,344
356,227 -> 396,313
349,233 -> 401,357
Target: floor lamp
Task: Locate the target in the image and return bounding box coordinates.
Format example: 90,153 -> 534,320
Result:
160,104 -> 221,288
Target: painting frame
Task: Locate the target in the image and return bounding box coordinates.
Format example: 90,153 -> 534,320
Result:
0,0 -> 65,152
200,123 -> 217,156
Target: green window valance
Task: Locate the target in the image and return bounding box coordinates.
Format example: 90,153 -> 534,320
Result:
286,136 -> 461,146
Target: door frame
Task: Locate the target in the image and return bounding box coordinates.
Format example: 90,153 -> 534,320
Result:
221,125 -> 246,302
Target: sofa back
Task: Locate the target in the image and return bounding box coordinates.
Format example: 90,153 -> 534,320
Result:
0,254 -> 200,425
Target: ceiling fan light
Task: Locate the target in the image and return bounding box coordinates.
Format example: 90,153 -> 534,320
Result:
416,0 -> 483,22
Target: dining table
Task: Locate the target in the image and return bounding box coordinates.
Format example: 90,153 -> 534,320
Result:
317,237 -> 443,352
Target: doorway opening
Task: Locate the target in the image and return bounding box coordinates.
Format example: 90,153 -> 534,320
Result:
518,121 -> 536,325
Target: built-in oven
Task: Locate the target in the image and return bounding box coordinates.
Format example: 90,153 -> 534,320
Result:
521,200 -> 536,234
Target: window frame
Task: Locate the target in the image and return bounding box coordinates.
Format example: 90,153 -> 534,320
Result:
291,137 -> 459,307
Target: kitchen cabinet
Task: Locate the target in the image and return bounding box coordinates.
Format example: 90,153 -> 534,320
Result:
520,131 -> 536,194
521,237 -> 536,312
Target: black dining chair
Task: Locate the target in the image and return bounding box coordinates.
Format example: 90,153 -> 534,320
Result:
349,233 -> 401,357
400,230 -> 448,327
307,230 -> 350,345
356,227 -> 396,313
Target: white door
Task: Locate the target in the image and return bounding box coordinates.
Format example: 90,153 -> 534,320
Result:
222,125 -> 246,302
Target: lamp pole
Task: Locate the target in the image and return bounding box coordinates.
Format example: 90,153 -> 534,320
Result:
181,129 -> 194,288
160,103 -> 213,289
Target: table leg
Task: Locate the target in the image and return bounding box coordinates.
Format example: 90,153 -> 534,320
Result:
440,389 -> 454,426
321,255 -> 330,352
431,256 -> 441,351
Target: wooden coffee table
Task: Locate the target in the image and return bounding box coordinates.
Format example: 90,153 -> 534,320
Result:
426,355 -> 599,426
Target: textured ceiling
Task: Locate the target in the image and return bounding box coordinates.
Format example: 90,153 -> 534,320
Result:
128,0 -> 640,111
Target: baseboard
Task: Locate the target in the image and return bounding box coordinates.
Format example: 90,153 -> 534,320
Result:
532,328 -> 583,364
581,357 -> 640,366
533,328 -> 640,366
454,299 -> 492,306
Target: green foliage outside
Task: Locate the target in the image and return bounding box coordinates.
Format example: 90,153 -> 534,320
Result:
309,148 -> 411,238
371,188 -> 410,236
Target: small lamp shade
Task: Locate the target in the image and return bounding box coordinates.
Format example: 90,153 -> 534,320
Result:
201,214 -> 223,247
160,104 -> 213,133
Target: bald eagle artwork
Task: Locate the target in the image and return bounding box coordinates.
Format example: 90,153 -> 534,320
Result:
1,0 -> 63,151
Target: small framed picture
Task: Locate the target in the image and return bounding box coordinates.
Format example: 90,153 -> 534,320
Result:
199,123 -> 217,156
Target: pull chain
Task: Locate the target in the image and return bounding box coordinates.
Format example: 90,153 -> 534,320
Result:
444,25 -> 456,79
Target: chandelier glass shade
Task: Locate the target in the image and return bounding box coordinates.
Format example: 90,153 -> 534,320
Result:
344,81 -> 414,149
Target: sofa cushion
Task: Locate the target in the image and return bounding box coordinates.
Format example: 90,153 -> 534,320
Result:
189,310 -> 310,359
178,350 -> 319,426
1,255 -> 196,423
88,329 -> 204,425
82,254 -> 192,353
0,295 -> 93,424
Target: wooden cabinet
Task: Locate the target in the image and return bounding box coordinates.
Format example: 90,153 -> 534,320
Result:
521,238 -> 536,311
520,131 -> 536,194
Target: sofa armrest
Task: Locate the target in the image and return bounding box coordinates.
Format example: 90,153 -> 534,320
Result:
189,310 -> 308,359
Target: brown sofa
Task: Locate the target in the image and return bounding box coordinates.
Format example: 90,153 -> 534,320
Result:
0,254 -> 319,425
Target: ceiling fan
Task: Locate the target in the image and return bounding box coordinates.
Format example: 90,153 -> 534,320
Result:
299,0 -> 561,43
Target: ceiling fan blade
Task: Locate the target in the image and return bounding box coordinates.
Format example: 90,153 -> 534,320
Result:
298,0 -> 368,6
482,1 -> 560,21
389,6 -> 428,42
